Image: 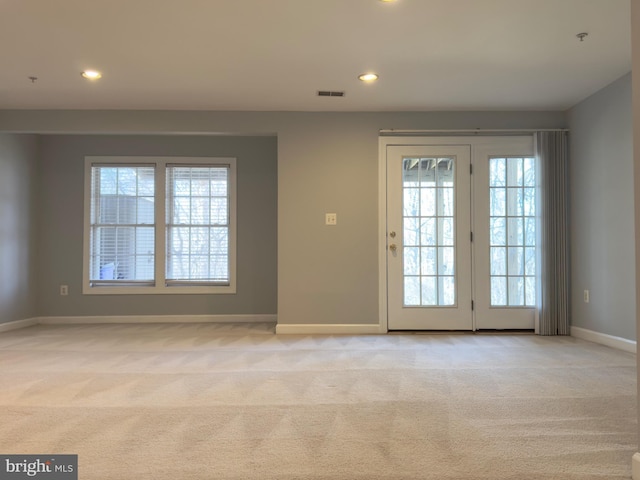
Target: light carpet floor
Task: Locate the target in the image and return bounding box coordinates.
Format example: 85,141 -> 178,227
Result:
0,323 -> 636,479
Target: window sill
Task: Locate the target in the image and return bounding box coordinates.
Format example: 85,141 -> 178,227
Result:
82,285 -> 236,295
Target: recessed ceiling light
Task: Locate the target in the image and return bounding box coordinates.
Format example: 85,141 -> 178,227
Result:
358,73 -> 379,82
81,70 -> 102,80
379,0 -> 397,3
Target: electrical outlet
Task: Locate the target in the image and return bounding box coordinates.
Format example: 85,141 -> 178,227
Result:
60,285 -> 69,296
583,289 -> 589,303
325,213 -> 337,225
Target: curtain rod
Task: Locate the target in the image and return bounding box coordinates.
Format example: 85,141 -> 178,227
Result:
380,128 -> 569,135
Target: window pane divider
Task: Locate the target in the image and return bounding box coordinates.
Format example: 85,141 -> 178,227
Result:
166,162 -> 233,168
90,280 -> 156,287
91,223 -> 156,227
155,164 -> 167,289
165,280 -> 231,287
90,162 -> 157,168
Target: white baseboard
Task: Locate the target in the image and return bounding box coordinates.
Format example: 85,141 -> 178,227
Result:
2,317 -> 383,335
0,317 -> 39,333
276,323 -> 382,335
38,314 -> 277,325
571,326 -> 636,354
632,453 -> 640,480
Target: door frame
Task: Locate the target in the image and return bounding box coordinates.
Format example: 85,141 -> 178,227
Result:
378,135 -> 536,332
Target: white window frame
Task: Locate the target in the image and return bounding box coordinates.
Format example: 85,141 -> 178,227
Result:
83,156 -> 237,295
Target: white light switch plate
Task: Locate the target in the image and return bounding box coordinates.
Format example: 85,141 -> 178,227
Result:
325,213 -> 337,225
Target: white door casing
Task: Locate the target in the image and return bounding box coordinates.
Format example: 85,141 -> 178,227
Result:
380,136 -> 536,332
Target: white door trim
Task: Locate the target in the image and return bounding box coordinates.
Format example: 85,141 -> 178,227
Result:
378,137 -> 390,333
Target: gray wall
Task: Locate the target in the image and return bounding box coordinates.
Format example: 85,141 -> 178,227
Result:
274,114 -> 567,326
0,134 -> 38,324
37,135 -> 277,317
568,73 -> 635,341
0,110 -> 566,325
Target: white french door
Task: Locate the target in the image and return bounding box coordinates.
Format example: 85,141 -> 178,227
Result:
472,139 -> 536,329
384,137 -> 536,331
386,145 -> 473,330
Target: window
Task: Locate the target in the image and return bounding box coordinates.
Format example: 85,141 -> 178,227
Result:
402,157 -> 456,306
83,157 -> 236,294
489,157 -> 536,306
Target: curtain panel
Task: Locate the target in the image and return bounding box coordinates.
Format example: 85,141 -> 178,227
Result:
536,131 -> 570,335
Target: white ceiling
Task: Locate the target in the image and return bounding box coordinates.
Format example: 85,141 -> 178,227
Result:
0,0 -> 631,112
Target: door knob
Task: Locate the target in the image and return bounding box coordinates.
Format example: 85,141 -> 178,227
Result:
389,243 -> 397,252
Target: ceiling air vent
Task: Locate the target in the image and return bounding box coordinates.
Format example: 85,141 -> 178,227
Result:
317,90 -> 345,97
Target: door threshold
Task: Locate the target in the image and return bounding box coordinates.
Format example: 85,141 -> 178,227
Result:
388,330 -> 471,335
388,329 -> 534,335
474,329 -> 535,335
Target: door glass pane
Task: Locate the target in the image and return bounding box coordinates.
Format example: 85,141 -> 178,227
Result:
404,247 -> 420,275
490,218 -> 506,246
421,247 -> 438,276
523,188 -> 536,216
508,247 -> 524,275
490,247 -> 506,275
525,277 -> 536,306
507,188 -> 524,216
420,218 -> 437,246
404,218 -> 420,246
508,277 -> 525,305
436,159 -> 454,186
439,277 -> 455,305
507,218 -> 524,245
489,157 -> 536,307
524,218 -> 536,246
438,188 -> 454,216
523,158 -> 536,187
525,247 -> 536,276
490,188 -> 506,216
402,157 -> 456,306
421,189 -> 436,217
421,277 -> 437,306
438,218 -> 454,246
490,158 -> 506,187
438,247 -> 455,275
491,277 -> 507,306
403,189 -> 420,217
507,158 -> 523,187
404,277 -> 420,306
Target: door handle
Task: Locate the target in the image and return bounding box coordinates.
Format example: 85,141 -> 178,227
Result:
389,243 -> 397,252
